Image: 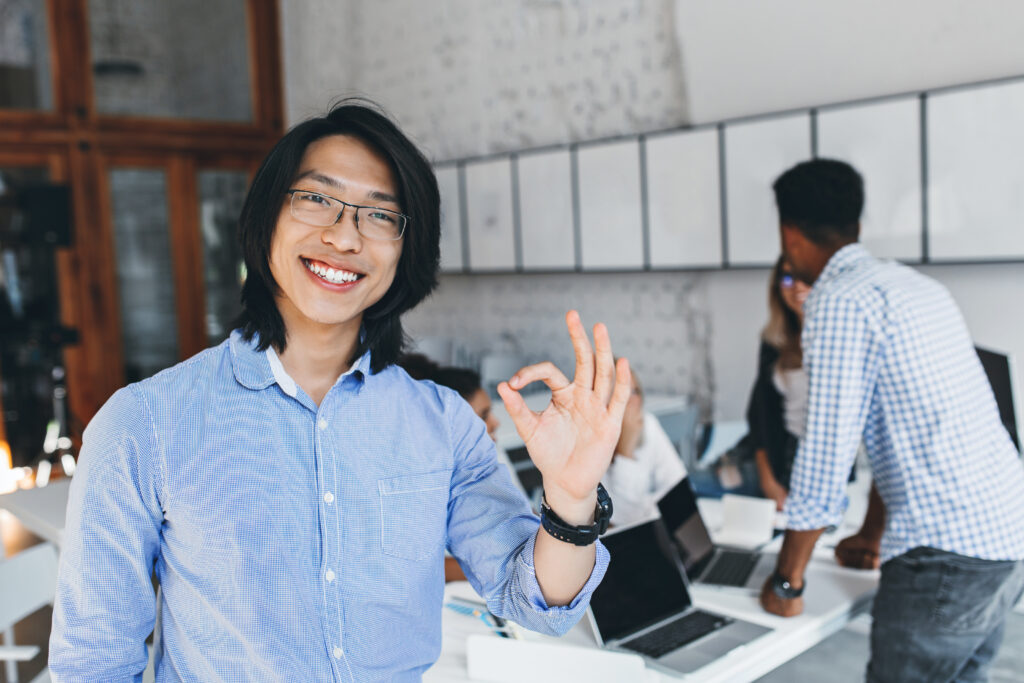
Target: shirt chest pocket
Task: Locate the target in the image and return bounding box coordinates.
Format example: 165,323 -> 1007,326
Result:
378,471 -> 451,561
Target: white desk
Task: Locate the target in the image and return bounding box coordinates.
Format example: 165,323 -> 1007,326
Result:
0,478 -> 72,547
428,557 -> 877,683
428,474 -> 880,682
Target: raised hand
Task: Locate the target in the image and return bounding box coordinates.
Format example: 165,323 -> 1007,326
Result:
497,310 -> 631,522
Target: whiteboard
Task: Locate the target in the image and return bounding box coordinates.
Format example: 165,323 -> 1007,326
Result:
518,148 -> 576,270
927,80 -> 1024,261
577,140 -> 644,270
724,113 -> 812,265
645,128 -> 722,267
465,157 -> 516,270
817,97 -> 922,261
435,165 -> 464,272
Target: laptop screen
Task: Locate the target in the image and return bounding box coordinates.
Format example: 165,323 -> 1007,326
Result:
590,519 -> 692,643
656,476 -> 716,579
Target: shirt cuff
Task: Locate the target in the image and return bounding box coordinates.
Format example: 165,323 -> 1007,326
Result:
783,493 -> 848,531
516,531 -> 610,616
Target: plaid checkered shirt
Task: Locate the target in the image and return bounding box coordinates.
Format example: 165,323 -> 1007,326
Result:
784,243 -> 1024,562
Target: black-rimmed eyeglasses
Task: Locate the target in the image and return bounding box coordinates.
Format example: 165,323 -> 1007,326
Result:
286,189 -> 409,241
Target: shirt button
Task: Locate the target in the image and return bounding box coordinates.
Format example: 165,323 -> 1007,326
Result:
324,491 -> 335,504
318,418 -> 328,430
333,646 -> 343,659
326,569 -> 335,582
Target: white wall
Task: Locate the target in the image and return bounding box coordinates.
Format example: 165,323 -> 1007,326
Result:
282,0 -> 688,159
674,0 -> 1024,123
281,0 -> 1024,420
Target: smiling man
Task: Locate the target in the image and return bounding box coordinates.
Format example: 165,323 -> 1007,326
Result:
49,102 -> 631,682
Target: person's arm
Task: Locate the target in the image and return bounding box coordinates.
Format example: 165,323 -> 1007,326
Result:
755,447 -> 787,510
835,483 -> 885,569
49,386 -> 163,682
760,296 -> 880,617
498,311 -> 631,607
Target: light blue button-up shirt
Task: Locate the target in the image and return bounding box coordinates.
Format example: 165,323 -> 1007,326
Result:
785,244 -> 1024,562
50,331 -> 609,682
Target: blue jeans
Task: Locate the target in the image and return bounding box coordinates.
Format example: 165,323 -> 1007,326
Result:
868,546 -> 1024,682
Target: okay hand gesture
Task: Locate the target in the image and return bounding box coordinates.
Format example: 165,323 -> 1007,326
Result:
497,311 -> 631,520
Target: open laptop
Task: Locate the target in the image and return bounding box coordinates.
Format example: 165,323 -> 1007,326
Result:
587,519 -> 771,676
657,476 -> 777,591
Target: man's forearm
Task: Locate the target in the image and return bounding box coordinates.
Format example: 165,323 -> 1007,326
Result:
532,487 -> 597,606
859,483 -> 885,540
776,527 -> 826,587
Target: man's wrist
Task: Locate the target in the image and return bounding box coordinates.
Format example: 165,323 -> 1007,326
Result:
542,484 -> 598,526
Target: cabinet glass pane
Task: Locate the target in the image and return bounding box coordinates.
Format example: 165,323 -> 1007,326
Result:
89,0 -> 252,121
927,80 -> 1024,261
198,169 -> 248,346
724,113 -> 812,266
0,0 -> 53,110
0,165 -> 58,467
109,168 -> 178,382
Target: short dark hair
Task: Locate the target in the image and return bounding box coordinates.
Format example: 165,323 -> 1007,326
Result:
397,353 -> 482,401
235,100 -> 441,373
772,158 -> 863,247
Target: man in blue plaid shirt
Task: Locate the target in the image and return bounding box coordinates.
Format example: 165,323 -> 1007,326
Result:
758,159 -> 1024,682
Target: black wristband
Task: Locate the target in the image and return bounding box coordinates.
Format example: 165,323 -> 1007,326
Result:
539,483 -> 613,546
770,570 -> 805,599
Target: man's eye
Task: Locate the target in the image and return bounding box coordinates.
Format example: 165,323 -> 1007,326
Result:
367,210 -> 396,223
298,193 -> 329,206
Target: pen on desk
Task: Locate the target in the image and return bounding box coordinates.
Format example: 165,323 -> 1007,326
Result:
443,601 -> 514,638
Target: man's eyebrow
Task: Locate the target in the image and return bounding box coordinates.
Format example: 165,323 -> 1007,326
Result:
294,170 -> 400,205
294,170 -> 342,190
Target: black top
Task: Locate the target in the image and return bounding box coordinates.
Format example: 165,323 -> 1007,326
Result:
744,341 -> 798,490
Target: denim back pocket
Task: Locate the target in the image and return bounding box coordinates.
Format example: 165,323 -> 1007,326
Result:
378,470 -> 451,561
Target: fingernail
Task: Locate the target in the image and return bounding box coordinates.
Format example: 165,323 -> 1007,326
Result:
510,375 -> 520,386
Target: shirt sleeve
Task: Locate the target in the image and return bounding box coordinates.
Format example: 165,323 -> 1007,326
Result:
784,294 -> 880,530
443,393 -> 608,637
49,386 -> 164,682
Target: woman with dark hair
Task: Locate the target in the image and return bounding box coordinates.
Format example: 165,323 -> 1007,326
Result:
51,100 -> 634,681
690,255 -> 810,510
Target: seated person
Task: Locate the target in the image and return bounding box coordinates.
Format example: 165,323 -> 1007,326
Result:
690,256 -> 809,510
601,370 -> 687,527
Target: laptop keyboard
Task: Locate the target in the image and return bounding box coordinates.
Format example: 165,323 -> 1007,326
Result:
702,550 -> 759,587
621,610 -> 733,659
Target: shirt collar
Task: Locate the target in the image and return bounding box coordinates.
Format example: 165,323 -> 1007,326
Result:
229,330 -> 371,394
816,242 -> 872,287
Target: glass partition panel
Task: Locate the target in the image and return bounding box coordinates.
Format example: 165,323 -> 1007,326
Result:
89,0 -> 252,121
0,0 -> 53,110
198,169 -> 248,345
109,168 -> 178,382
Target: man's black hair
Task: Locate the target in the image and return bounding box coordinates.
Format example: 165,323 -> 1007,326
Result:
772,158 -> 864,247
235,99 -> 440,373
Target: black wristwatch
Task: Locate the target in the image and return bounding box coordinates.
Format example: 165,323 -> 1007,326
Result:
770,570 -> 805,599
539,483 -> 613,546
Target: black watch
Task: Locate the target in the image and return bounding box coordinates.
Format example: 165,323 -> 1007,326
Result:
539,483 -> 613,546
770,570 -> 805,599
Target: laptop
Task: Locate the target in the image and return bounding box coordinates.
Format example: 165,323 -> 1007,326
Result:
587,519 -> 771,676
657,476 -> 777,591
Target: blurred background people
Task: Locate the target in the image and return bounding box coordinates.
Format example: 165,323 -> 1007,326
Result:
601,369 -> 687,527
690,256 -> 810,510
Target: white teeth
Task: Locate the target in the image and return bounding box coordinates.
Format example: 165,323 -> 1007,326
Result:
305,259 -> 360,284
